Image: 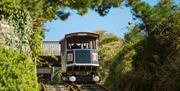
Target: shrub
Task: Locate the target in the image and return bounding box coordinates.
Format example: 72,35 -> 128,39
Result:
0,46 -> 39,91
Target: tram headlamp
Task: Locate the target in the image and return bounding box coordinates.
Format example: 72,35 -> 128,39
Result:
93,76 -> 100,82
91,53 -> 98,61
69,76 -> 76,82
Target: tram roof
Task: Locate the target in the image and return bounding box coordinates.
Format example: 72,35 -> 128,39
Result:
65,32 -> 99,39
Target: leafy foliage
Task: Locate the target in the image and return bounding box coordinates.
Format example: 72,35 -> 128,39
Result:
95,30 -> 122,84
96,30 -> 121,62
52,67 -> 62,84
127,0 -> 180,73
0,46 -> 39,91
8,9 -> 33,54
104,0 -> 180,91
104,26 -> 145,90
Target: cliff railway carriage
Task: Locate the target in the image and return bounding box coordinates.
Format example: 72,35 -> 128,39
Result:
60,32 -> 100,83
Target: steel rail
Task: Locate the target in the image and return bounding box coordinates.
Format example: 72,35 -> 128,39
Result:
95,83 -> 109,91
79,83 -> 109,91
41,83 -> 46,91
42,82 -> 109,91
65,82 -> 83,91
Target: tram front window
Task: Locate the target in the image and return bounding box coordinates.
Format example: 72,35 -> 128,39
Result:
71,43 -> 81,49
67,39 -> 96,49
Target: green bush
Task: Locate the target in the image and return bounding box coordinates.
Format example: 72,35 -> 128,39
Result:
0,46 -> 39,91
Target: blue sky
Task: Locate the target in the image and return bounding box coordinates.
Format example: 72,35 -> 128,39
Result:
44,6 -> 132,40
44,0 -> 178,41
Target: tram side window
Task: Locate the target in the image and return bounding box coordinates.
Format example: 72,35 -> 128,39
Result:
89,40 -> 96,49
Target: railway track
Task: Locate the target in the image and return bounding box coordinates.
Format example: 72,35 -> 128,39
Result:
43,83 -> 109,91
79,83 -> 109,91
42,82 -> 82,91
42,84 -> 68,91
65,83 -> 83,91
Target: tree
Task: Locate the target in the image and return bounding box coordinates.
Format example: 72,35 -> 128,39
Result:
95,30 -> 122,84
105,0 -> 180,91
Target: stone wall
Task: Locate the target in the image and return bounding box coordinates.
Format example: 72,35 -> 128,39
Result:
0,16 -> 32,55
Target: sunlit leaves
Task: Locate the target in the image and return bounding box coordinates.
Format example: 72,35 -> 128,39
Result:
108,0 -> 180,91
0,46 -> 39,91
0,0 -> 21,17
